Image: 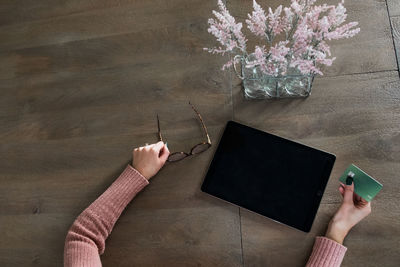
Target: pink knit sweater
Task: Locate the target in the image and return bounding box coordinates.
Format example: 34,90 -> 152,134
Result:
64,165 -> 347,267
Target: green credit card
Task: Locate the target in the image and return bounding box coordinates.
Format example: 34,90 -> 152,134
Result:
339,164 -> 383,202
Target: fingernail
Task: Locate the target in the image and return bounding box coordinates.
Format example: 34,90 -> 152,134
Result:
165,142 -> 168,148
346,176 -> 353,185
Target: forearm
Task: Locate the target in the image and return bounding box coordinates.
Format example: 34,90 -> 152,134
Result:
84,165 -> 149,233
64,165 -> 149,267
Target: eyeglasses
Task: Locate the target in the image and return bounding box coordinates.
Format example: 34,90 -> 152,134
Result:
157,102 -> 212,162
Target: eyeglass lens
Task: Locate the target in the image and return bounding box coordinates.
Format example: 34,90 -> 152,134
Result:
168,152 -> 189,162
191,143 -> 211,154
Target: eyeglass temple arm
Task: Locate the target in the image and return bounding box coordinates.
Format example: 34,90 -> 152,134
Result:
189,102 -> 211,144
157,114 -> 163,142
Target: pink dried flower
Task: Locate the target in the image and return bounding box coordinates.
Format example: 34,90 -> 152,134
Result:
325,21 -> 360,40
246,0 -> 267,37
270,41 -> 290,62
328,0 -> 347,26
290,58 -> 323,75
268,5 -> 284,35
291,0 -> 303,15
246,41 -> 291,76
221,58 -> 234,70
246,45 -> 269,73
204,0 -> 247,69
317,41 -> 331,56
292,20 -> 313,56
269,41 -> 290,74
205,0 -> 360,76
282,7 -> 294,33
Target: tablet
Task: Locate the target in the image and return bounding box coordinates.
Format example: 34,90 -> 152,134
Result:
201,121 -> 336,232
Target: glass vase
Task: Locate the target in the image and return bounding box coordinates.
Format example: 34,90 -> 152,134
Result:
233,54 -> 315,99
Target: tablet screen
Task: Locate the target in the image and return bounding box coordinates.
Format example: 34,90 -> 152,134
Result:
201,121 -> 336,232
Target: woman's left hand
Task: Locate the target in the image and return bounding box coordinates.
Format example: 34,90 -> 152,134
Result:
325,180 -> 372,244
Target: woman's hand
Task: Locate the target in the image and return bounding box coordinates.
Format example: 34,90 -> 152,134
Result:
132,141 -> 170,180
325,179 -> 372,244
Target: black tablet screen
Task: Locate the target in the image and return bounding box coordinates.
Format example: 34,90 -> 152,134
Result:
201,121 -> 336,232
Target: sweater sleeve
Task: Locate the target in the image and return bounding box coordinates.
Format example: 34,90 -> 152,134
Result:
63,165 -> 149,267
306,236 -> 348,267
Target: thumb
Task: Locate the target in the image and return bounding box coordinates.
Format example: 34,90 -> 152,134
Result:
159,144 -> 170,163
343,181 -> 354,204
152,141 -> 165,152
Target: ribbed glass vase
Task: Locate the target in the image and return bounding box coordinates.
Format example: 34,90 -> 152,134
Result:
234,54 -> 315,99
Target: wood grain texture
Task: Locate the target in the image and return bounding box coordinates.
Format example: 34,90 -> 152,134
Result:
387,0 -> 400,17
0,0 -> 142,26
392,16 -> 400,71
0,0 -> 239,266
240,200 -> 400,267
233,71 -> 400,267
0,0 -> 399,266
102,206 -> 242,267
0,0 -> 215,51
226,0 -> 397,76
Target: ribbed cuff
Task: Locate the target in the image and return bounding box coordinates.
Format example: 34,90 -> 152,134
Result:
125,164 -> 149,185
306,236 -> 347,267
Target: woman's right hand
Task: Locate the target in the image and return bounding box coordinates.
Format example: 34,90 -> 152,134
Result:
132,141 -> 170,180
325,179 -> 372,244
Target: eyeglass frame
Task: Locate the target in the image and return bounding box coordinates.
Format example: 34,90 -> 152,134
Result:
157,102 -> 212,162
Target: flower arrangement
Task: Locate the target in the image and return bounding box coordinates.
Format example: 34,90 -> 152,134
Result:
204,0 -> 360,77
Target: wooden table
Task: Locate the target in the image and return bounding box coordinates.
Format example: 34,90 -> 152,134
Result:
1,0 -> 399,266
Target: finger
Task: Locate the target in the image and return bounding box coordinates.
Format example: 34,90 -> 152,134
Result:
339,183 -> 345,190
357,198 -> 370,209
359,197 -> 369,206
343,181 -> 355,204
353,194 -> 358,203
152,141 -> 165,152
144,143 -> 153,149
159,144 -> 170,163
339,186 -> 345,197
